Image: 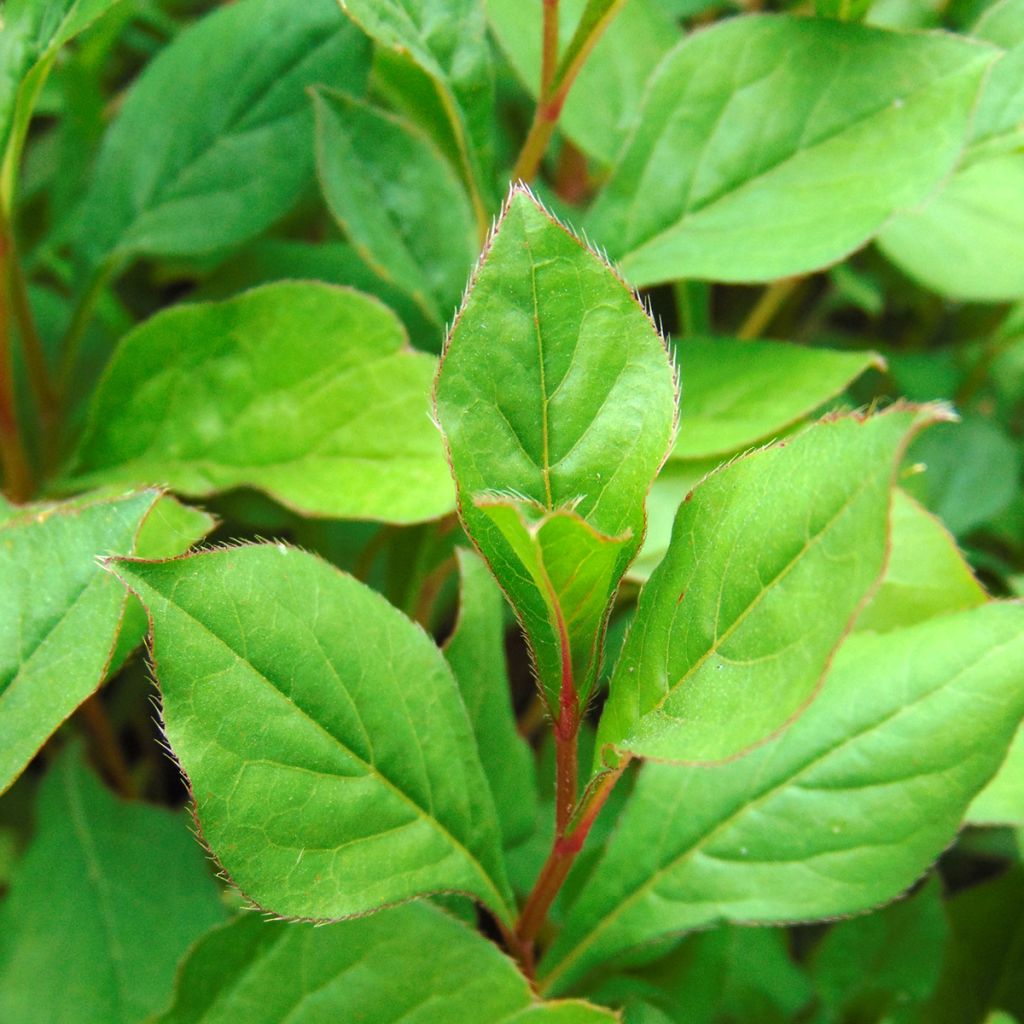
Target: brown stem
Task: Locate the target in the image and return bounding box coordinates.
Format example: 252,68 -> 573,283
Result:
541,0 -> 560,98
0,226 -> 33,502
515,759 -> 629,948
554,717 -> 578,835
78,693 -> 136,799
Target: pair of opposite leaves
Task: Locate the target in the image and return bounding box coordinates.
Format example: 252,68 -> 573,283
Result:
108,188 -> 941,936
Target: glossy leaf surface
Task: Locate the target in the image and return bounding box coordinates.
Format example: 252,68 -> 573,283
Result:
598,409 -> 935,766
0,748 -> 225,1023
155,903 -> 615,1024
435,188 -> 676,709
66,282 -> 454,524
444,548 -> 538,847
0,489 -> 159,794
544,603 -> 1024,992
110,544 -> 514,923
77,0 -> 371,270
587,15 -> 994,284
313,87 -> 476,323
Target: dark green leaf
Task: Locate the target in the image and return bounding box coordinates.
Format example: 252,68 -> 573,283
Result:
77,0 -> 371,272
154,903 -> 616,1023
0,747 -> 226,1023
444,548 -> 538,848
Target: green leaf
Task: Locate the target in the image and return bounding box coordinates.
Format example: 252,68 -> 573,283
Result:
673,338 -> 883,460
109,543 -> 514,923
313,87 -> 476,322
194,238 -> 440,348
0,747 -> 226,1024
444,548 -> 538,848
916,869 -> 1024,1024
876,1 -> 1024,300
478,499 -> 633,708
856,488 -> 986,632
968,724 -> 1024,825
154,903 -> 616,1024
0,0 -> 122,171
0,489 -> 160,795
76,0 -> 371,272
586,15 -> 995,285
64,282 -> 455,524
434,187 -> 676,715
597,408 -> 938,766
809,876 -> 948,1022
486,0 -> 680,163
339,0 -> 495,217
543,603 -> 1024,992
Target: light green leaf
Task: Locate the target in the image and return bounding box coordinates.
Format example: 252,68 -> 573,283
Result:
856,488 -> 986,632
64,282 -> 455,524
917,868 -> 1024,1024
435,187 -> 676,716
0,489 -> 160,795
809,876 -> 948,1022
77,0 -> 371,272
586,15 -> 995,285
444,548 -> 538,848
109,544 -> 514,923
543,603 -> 1024,993
486,0 -> 680,163
155,903 -> 616,1024
0,747 -> 226,1024
313,87 -> 476,322
876,0 -> 1024,300
878,154 -> 1024,301
598,408 -> 938,766
339,0 -> 495,216
0,0 -> 123,172
968,724 -> 1024,825
673,338 -> 883,460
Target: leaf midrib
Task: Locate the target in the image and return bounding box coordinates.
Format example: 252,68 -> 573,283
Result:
543,629 -> 1023,989
149,584 -> 509,919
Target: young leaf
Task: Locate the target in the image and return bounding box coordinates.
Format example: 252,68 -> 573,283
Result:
444,548 -> 539,848
108,544 -> 515,923
64,282 -> 454,524
855,488 -> 987,632
434,187 -> 676,718
0,489 -> 161,795
339,0 -> 495,222
0,747 -> 226,1024
673,338 -> 883,460
542,603 -> 1024,992
313,87 -> 476,323
486,0 -> 680,164
586,15 -> 995,284
597,408 -> 940,766
154,904 -> 616,1024
76,0 -> 371,273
